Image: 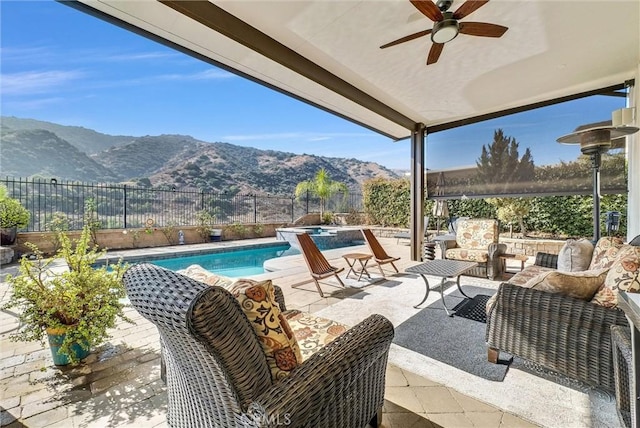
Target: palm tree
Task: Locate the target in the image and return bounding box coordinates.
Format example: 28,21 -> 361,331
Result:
295,168 -> 348,222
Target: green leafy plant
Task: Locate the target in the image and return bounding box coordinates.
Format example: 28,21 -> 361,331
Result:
322,211 -> 335,225
161,222 -> 177,245
253,223 -> 264,236
228,222 -> 247,237
45,212 -> 70,253
2,225 -> 133,363
0,185 -> 30,229
295,168 -> 348,220
83,198 -> 102,247
195,210 -> 216,242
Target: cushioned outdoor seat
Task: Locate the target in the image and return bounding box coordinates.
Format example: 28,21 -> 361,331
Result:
437,218 -> 506,280
122,263 -> 394,428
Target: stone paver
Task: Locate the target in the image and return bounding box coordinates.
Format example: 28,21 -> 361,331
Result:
0,236 -> 543,427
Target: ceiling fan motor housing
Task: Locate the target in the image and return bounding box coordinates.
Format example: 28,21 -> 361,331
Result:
436,0 -> 454,11
431,11 -> 459,43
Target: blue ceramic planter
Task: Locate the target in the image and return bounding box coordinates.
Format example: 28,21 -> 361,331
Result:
46,328 -> 90,366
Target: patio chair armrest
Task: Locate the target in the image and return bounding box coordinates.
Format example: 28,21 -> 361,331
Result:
534,252 -> 558,269
488,242 -> 506,258
273,285 -> 286,311
248,314 -> 394,427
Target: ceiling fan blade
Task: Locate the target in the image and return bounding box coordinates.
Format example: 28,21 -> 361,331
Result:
427,43 -> 444,65
380,29 -> 433,49
453,0 -> 489,19
410,0 -> 443,22
459,22 -> 508,37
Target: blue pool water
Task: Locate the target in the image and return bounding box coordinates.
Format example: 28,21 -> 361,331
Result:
150,244 -> 299,277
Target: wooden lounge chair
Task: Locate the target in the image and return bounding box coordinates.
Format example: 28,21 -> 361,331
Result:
362,228 -> 400,277
295,233 -> 345,297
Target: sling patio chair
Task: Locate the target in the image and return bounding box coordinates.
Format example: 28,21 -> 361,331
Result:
361,229 -> 401,277
295,232 -> 345,297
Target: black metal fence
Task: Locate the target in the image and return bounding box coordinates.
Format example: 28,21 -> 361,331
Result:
2,177 -> 364,232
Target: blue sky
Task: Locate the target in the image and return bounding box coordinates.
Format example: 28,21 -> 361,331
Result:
0,1 -> 627,171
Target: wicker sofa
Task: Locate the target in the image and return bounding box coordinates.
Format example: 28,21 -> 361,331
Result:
486,237 -> 639,391
123,263 -> 394,428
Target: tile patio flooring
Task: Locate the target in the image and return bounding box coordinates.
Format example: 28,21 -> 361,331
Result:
0,235 -> 602,427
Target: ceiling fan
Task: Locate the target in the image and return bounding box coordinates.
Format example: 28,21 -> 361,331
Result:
380,0 -> 508,65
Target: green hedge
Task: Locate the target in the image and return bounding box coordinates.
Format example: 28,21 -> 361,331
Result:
363,178 -> 628,238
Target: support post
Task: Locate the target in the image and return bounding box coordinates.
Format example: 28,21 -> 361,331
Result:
410,124 -> 426,261
591,152 -> 601,243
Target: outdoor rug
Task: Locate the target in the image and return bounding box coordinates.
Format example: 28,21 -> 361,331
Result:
393,285 -> 511,382
452,294 -> 492,323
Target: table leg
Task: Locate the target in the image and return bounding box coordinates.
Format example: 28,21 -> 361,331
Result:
455,274 -> 470,298
345,259 -> 356,279
438,277 -> 454,317
357,259 -> 371,281
414,274 -> 431,308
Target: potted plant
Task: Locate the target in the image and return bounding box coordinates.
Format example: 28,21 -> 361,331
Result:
2,225 -> 132,365
0,185 -> 30,245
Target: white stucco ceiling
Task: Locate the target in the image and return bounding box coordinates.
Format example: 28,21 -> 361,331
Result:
76,0 -> 639,140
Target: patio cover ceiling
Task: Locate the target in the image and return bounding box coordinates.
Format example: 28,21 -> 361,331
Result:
70,0 -> 639,140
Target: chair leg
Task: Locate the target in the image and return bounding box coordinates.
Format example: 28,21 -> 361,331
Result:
369,407 -> 382,428
334,273 -> 346,288
377,263 -> 386,277
390,261 -> 399,273
488,347 -> 499,364
311,279 -> 325,297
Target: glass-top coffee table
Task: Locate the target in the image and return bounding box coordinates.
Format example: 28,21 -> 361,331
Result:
405,259 -> 478,316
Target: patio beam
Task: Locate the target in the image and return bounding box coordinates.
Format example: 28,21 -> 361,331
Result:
410,124 -> 426,261
159,0 -> 417,132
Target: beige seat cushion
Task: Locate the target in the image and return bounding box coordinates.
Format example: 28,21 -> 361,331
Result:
445,248 -> 489,263
557,238 -> 594,272
283,310 -> 349,361
488,267 -> 607,313
508,265 -> 555,286
521,269 -> 608,300
177,264 -> 236,289
591,245 -> 640,308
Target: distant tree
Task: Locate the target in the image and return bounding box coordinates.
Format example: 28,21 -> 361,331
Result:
295,168 -> 348,221
487,197 -> 532,236
476,129 -> 535,192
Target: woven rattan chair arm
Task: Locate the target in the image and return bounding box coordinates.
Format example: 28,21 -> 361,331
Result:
488,242 -> 506,258
248,314 -> 394,427
534,252 -> 558,268
273,285 -> 286,311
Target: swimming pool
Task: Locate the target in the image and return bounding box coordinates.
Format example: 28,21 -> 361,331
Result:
149,243 -> 298,277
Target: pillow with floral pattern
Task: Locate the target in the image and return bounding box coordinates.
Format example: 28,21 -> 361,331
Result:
227,278 -> 303,381
591,246 -> 640,308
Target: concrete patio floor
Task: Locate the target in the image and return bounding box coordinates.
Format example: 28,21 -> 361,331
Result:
0,235 -> 617,427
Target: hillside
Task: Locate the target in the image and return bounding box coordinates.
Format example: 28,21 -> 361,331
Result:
0,117 -> 399,194
1,116 -> 132,154
0,129 -> 120,182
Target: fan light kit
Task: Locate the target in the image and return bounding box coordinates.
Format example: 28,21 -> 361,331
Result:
380,0 -> 508,65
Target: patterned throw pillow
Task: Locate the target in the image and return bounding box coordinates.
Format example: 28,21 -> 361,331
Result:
591,246 -> 640,308
589,237 -> 625,270
227,279 -> 303,381
177,264 -> 236,289
557,238 -> 594,272
521,268 -> 608,300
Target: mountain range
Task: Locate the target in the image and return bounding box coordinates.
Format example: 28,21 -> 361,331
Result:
0,116 -> 400,194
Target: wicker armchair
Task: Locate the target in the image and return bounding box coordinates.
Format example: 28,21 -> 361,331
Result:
123,263 -> 394,428
485,251 -> 629,391
436,218 -> 506,280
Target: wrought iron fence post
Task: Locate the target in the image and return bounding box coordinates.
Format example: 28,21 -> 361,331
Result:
306,189 -> 309,214
123,184 -> 127,229
254,195 -> 257,223
291,196 -> 295,224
